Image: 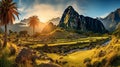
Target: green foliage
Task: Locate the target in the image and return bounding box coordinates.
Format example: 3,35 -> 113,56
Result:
0,48 -> 12,67
111,56 -> 120,66
19,30 -> 29,37
0,54 -> 12,67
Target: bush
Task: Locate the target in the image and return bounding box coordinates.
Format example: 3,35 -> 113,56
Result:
84,58 -> 91,63
92,61 -> 102,67
85,62 -> 92,67
101,58 -> 107,66
0,52 -> 12,67
111,56 -> 120,66
84,58 -> 92,67
98,50 -> 106,57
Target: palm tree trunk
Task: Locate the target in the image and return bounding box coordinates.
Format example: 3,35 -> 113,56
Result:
33,26 -> 34,35
3,24 -> 7,47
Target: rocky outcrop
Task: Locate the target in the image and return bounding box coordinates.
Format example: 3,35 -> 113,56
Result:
59,6 -> 107,34
15,48 -> 38,66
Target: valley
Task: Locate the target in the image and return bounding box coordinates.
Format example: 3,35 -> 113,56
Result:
0,0 -> 120,67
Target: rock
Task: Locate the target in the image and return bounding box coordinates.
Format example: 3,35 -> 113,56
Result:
15,48 -> 38,66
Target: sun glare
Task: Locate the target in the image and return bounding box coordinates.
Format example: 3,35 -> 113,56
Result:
40,18 -> 47,23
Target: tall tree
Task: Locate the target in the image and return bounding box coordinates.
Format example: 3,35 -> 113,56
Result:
0,0 -> 19,47
28,16 -> 40,35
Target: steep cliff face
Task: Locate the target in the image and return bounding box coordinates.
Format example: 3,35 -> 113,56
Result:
101,8 -> 120,32
59,6 -> 107,34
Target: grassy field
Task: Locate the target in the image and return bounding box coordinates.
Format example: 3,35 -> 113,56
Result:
46,37 -> 120,67
47,49 -> 95,67
30,36 -> 109,48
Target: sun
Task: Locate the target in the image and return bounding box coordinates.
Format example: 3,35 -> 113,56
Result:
40,18 -> 48,23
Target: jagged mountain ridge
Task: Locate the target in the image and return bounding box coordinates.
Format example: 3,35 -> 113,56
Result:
59,6 -> 107,34
100,8 -> 120,32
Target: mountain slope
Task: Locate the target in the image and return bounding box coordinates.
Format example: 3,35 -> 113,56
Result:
48,17 -> 60,25
59,6 -> 107,34
41,22 -> 57,34
101,8 -> 120,32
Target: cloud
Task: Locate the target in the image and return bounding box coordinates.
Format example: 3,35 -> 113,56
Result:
15,0 -> 86,23
23,4 -> 62,22
66,0 -> 86,15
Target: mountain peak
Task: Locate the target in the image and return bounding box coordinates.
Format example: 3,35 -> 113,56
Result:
102,8 -> 120,32
116,8 -> 120,11
67,6 -> 73,9
65,6 -> 74,12
59,6 -> 107,34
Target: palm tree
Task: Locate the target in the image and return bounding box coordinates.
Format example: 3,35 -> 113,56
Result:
28,16 -> 40,35
0,0 -> 19,47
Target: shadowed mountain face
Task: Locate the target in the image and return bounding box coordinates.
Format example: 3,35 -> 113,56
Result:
59,6 -> 107,34
101,8 -> 120,32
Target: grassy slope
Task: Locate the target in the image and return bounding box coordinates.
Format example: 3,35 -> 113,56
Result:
46,37 -> 120,67
47,49 -> 95,67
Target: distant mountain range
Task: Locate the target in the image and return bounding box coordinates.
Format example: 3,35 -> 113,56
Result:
1,6 -> 120,34
100,8 -> 120,32
41,22 -> 57,34
48,17 -> 60,25
58,6 -> 107,34
0,18 -> 47,34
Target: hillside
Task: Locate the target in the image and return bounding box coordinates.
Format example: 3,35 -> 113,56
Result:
41,22 -> 57,34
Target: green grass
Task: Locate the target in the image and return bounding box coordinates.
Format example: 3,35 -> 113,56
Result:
30,36 -> 109,48
45,37 -> 120,67
47,49 -> 95,67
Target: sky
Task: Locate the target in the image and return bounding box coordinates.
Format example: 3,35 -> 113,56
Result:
13,0 -> 120,23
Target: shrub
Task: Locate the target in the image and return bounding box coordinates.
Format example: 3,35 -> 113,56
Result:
85,62 -> 92,67
84,58 -> 91,63
0,52 -> 12,67
98,50 -> 106,57
111,56 -> 120,66
101,58 -> 107,66
84,58 -> 92,67
92,61 -> 102,67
